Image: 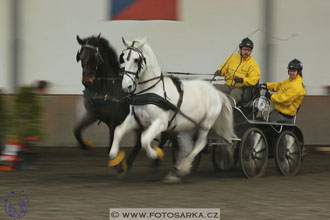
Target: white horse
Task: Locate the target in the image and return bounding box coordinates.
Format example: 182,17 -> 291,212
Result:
109,37 -> 236,181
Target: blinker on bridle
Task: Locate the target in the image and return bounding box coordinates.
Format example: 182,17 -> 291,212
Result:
120,41 -> 167,96
120,41 -> 146,79
77,43 -> 104,73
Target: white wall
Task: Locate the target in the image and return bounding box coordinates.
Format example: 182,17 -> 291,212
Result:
273,0 -> 330,95
0,0 -> 329,94
0,0 -> 11,91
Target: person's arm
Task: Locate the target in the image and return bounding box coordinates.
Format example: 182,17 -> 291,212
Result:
216,56 -> 231,76
270,86 -> 299,104
242,61 -> 260,86
267,81 -> 282,92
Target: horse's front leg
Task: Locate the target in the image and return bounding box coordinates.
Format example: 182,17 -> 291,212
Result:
141,119 -> 167,160
73,112 -> 97,150
109,114 -> 138,160
106,121 -> 116,154
151,132 -> 172,168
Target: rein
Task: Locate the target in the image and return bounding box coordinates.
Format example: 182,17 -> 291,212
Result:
134,73 -> 166,96
95,76 -> 122,81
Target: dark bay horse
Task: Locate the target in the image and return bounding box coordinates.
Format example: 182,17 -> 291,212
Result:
74,34 -> 140,170
74,34 -> 175,171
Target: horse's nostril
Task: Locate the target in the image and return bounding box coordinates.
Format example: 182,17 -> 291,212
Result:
128,85 -> 133,91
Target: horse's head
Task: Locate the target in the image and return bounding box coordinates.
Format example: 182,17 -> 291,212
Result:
76,34 -> 104,87
119,37 -> 147,93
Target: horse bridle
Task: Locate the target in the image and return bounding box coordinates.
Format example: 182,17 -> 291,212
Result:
77,43 -> 104,74
120,43 -> 167,95
120,44 -> 146,77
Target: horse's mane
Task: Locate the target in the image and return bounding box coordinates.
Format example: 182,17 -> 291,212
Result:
84,36 -> 120,77
82,35 -> 124,95
97,37 -> 121,76
140,41 -> 161,75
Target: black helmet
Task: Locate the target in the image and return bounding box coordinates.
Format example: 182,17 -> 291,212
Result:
287,59 -> 303,72
239,37 -> 254,49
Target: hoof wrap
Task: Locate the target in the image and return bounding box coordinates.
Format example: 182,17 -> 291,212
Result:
108,151 -> 126,167
152,146 -> 164,159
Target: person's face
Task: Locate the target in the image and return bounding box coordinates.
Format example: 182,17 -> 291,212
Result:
240,47 -> 252,58
288,69 -> 298,79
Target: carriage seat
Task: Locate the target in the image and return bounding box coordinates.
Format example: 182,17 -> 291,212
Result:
275,106 -> 301,124
218,83 -> 260,119
239,84 -> 260,108
234,85 -> 260,119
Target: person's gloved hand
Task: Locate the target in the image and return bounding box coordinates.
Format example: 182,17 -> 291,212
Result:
259,83 -> 267,89
265,91 -> 272,99
234,77 -> 243,83
214,70 -> 221,76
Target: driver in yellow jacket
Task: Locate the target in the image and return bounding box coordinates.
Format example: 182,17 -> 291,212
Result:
214,37 -> 260,103
262,59 -> 306,123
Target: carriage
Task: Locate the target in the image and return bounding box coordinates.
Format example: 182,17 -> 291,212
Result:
207,85 -> 306,179
75,34 -> 306,181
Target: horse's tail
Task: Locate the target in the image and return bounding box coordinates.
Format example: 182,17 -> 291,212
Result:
213,91 -> 237,143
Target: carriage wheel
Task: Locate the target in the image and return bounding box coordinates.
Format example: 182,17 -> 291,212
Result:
171,147 -> 202,172
239,127 -> 268,179
274,130 -> 302,176
212,141 -> 238,172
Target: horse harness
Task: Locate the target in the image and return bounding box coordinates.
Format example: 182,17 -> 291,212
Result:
120,42 -> 202,130
128,76 -> 184,129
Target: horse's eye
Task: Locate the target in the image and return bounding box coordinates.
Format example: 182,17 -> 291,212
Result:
119,54 -> 124,64
134,58 -> 140,63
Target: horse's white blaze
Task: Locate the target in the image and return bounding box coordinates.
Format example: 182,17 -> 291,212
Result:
122,73 -> 134,93
110,37 -> 236,178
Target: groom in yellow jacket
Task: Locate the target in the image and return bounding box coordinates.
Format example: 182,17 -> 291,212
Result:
214,37 -> 260,103
263,59 -> 306,123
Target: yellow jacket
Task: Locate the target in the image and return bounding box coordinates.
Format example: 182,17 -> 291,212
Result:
217,53 -> 260,87
267,75 -> 305,116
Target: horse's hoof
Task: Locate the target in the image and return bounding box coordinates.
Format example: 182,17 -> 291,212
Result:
152,146 -> 164,159
108,151 -> 126,167
163,172 -> 182,183
83,140 -> 95,149
176,157 -> 192,176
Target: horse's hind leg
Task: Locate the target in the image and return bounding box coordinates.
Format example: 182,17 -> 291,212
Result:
174,131 -> 194,166
176,129 -> 209,176
73,112 -> 97,150
163,131 -> 194,183
126,129 -> 142,170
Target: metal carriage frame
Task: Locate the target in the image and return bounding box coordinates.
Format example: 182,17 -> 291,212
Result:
162,76 -> 306,179
208,92 -> 306,179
